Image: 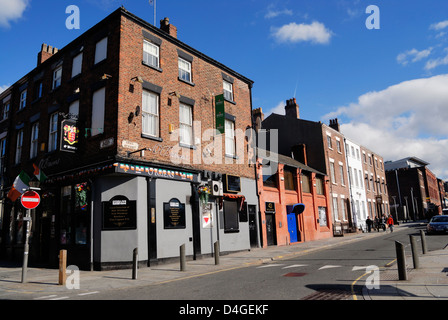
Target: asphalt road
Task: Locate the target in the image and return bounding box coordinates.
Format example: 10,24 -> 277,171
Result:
73,225 -> 448,301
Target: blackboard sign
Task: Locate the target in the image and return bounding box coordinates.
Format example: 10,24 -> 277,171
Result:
102,195 -> 137,230
164,198 -> 186,229
224,175 -> 241,193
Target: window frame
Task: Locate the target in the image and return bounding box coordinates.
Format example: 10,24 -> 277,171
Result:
225,118 -> 236,157
71,52 -> 83,78
142,90 -> 160,138
48,112 -> 59,152
223,80 -> 234,102
30,122 -> 39,159
179,102 -> 193,146
143,40 -> 160,69
53,67 -> 62,90
178,57 -> 192,83
15,129 -> 24,164
19,89 -> 27,110
94,37 -> 108,65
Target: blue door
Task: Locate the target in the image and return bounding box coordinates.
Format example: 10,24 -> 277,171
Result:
286,205 -> 298,243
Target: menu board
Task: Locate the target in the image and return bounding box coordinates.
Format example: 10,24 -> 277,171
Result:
164,198 -> 186,229
102,195 -> 137,230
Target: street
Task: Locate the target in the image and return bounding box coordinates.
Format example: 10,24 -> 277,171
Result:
64,225 -> 447,301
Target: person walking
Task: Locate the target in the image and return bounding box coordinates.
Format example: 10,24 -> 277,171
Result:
387,215 -> 394,232
366,217 -> 373,232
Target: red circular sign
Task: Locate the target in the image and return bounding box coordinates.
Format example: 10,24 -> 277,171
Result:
21,191 -> 41,210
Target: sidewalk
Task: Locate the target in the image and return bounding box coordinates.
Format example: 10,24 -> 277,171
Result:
0,222 -> 446,300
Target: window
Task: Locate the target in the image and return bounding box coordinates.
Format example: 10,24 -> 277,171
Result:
143,40 -> 159,68
332,197 -> 339,220
339,165 -> 345,185
262,164 -> 278,188
48,113 -> 58,152
358,170 -> 363,188
30,123 -> 39,159
0,138 -> 6,173
223,200 -> 239,233
69,100 -> 80,120
2,101 -> 10,120
336,140 -> 341,153
318,207 -> 328,227
178,57 -> 191,82
326,135 -> 332,149
19,90 -> 27,110
223,80 -> 233,101
284,167 -> 296,191
34,81 -> 43,100
72,53 -> 83,78
329,161 -> 336,183
92,87 -> 105,136
142,90 -> 159,137
225,119 -> 235,157
94,37 -> 108,64
179,103 -> 193,146
15,129 -> 23,164
340,198 -> 347,220
53,67 -> 62,89
301,172 -> 311,193
316,176 -> 324,195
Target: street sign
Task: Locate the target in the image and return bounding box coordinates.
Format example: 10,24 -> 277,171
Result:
21,191 -> 41,210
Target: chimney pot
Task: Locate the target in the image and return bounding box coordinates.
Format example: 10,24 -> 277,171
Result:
160,17 -> 177,38
285,97 -> 300,119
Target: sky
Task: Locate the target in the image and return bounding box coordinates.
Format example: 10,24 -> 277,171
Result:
0,0 -> 448,179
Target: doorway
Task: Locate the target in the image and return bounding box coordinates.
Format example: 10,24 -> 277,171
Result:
265,213 -> 276,246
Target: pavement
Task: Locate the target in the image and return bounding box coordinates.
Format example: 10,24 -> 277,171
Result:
0,221 -> 447,301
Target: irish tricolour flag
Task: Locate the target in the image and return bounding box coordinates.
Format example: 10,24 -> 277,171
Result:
7,171 -> 31,202
33,164 -> 47,183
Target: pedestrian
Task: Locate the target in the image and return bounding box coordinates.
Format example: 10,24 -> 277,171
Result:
366,217 -> 373,232
387,215 -> 394,232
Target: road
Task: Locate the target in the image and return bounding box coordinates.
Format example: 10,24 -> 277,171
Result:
70,224 -> 447,301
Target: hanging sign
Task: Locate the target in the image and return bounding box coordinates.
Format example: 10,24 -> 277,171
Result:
215,94 -> 225,134
61,119 -> 79,153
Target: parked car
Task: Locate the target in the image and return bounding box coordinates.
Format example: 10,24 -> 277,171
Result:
426,215 -> 448,234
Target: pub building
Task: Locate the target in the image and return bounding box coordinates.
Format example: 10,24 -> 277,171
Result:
0,7 -> 259,270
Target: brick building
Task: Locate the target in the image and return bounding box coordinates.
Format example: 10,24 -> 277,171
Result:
0,8 -> 258,270
385,157 -> 442,220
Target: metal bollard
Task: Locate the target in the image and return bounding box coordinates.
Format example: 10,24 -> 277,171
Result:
395,241 -> 407,281
180,244 -> 186,272
132,248 -> 138,280
214,241 -> 220,265
420,230 -> 427,254
410,235 -> 420,269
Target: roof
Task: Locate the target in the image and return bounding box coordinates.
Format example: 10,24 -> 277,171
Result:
257,148 -> 325,176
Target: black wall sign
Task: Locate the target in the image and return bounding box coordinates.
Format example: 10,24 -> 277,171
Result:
224,174 -> 241,193
164,198 -> 186,229
60,119 -> 79,153
265,202 -> 276,213
102,195 -> 137,230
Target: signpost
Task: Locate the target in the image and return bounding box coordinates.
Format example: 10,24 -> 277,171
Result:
21,189 -> 41,283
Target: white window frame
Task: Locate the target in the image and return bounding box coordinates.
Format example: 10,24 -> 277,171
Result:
30,122 -> 39,159
178,57 -> 192,82
223,80 -> 233,101
92,87 -> 106,136
48,113 -> 58,152
19,90 -> 27,110
94,37 -> 108,64
2,101 -> 10,120
53,67 -> 62,90
225,119 -> 236,157
143,40 -> 160,68
72,52 -> 83,78
15,129 -> 24,164
142,90 -> 159,138
179,103 -> 193,146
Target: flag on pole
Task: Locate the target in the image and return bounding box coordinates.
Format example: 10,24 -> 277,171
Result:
33,163 -> 47,183
7,171 -> 31,202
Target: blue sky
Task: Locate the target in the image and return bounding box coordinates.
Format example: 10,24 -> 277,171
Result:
1,0 -> 448,179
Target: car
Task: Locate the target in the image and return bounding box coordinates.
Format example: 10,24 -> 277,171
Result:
426,215 -> 448,234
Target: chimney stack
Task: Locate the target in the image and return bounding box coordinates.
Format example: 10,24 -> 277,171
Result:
160,17 -> 177,38
252,107 -> 264,131
285,98 -> 300,119
37,43 -> 58,66
329,118 -> 340,132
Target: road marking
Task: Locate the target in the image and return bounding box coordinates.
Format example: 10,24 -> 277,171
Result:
318,265 -> 342,270
78,291 -> 99,296
34,295 -> 58,300
49,296 -> 70,300
282,264 -> 308,269
256,264 -> 286,269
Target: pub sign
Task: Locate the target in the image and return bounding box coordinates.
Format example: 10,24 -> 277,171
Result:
61,119 -> 79,153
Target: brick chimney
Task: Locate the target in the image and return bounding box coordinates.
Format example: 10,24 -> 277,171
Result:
37,43 -> 58,66
160,17 -> 177,38
329,118 -> 340,132
252,107 -> 264,131
285,98 -> 300,119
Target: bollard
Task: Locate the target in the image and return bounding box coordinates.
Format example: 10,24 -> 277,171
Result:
59,250 -> 67,286
214,241 -> 220,265
132,248 -> 138,280
410,235 -> 420,269
395,241 -> 407,281
180,244 -> 186,272
420,230 -> 427,254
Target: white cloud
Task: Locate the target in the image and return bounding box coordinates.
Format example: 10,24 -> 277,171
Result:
265,8 -> 293,19
0,85 -> 9,94
425,49 -> 448,71
397,48 -> 432,66
271,21 -> 332,45
265,101 -> 286,118
323,74 -> 448,179
0,0 -> 30,28
430,20 -> 448,31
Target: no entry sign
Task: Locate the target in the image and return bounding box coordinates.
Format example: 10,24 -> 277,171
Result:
21,191 -> 41,210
